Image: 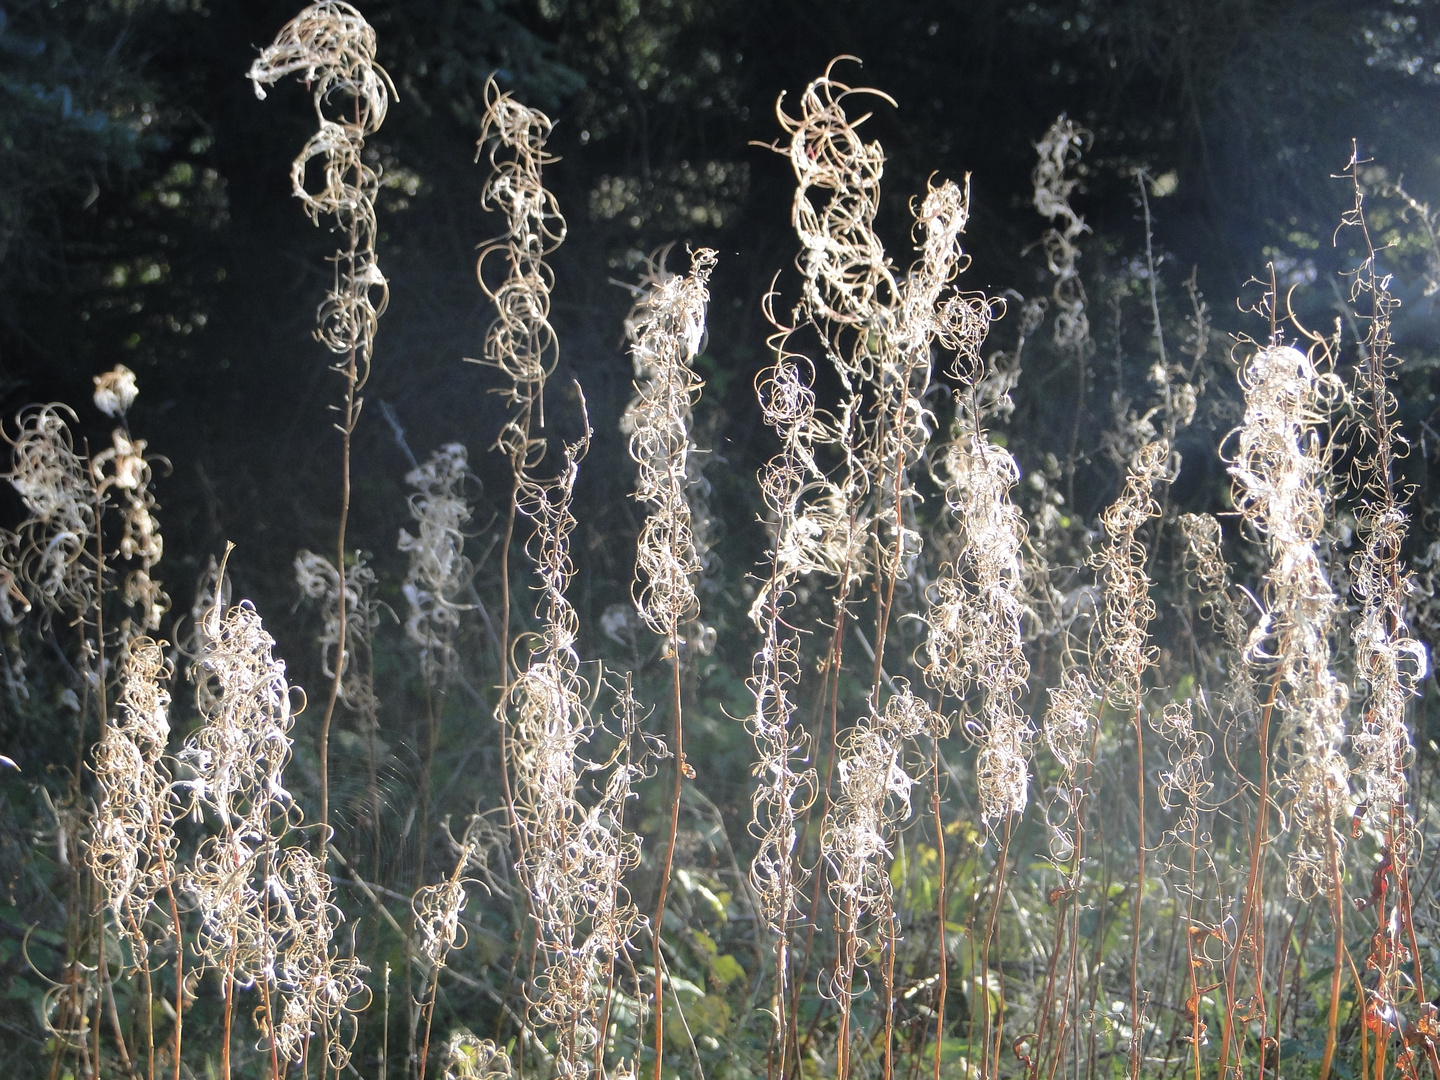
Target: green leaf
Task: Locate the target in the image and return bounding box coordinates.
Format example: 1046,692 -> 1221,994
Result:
710,953 -> 746,987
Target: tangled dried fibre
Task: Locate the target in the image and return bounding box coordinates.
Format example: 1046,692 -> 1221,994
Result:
1229,342 -> 1350,898
506,432 -> 642,1080
476,77 -> 565,468
87,637 -> 177,964
249,0 -> 392,383
924,424 -> 1033,826
398,443 -> 475,679
624,247 -> 717,639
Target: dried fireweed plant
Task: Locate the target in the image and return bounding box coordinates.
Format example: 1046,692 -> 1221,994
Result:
466,77 -> 648,1080
9,12 -> 1440,1080
181,572 -> 366,1074
249,0 -> 393,841
622,245 -> 718,1070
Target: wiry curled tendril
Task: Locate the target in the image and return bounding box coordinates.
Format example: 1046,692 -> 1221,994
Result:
624,248 -> 718,639
1229,343 -> 1350,898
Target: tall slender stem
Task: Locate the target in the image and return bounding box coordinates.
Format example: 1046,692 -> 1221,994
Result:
653,645 -> 685,1080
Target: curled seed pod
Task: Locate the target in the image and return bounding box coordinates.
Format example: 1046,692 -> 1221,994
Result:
924,428 -> 1032,826
823,687 -> 941,1006
412,817 -> 492,974
88,637 -> 176,965
624,247 -> 717,639
399,443 -> 475,680
1179,512 -> 1257,724
1094,439 -> 1170,706
250,1 -> 392,382
1150,701 -> 1213,844
181,598 -> 297,970
505,430 -> 643,1080
745,354 -> 821,939
1342,172 -> 1428,827
1041,670 -> 1094,866
270,845 -> 367,1069
443,1033 -> 513,1080
294,548 -> 379,710
475,77 -> 564,464
1229,342 -> 1350,898
3,405 -> 97,618
181,591 -> 365,1065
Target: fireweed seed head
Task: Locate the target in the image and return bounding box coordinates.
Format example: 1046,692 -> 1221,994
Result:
247,1 -> 390,133
3,405 -> 96,615
88,636 -> 176,963
443,1033 -> 513,1080
92,424 -> 170,637
251,1 -> 391,387
624,248 -> 717,639
181,598 -> 297,830
92,364 -> 138,418
476,77 -> 565,419
294,548 -> 378,707
399,443 -> 475,678
1228,341 -> 1350,896
923,426 -> 1034,825
1094,439 -> 1170,705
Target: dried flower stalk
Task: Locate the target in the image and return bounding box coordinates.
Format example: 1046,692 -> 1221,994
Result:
250,0 -> 393,841
1229,342 -> 1349,898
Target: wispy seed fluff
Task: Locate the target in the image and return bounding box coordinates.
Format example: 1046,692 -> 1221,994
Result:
924,428 -> 1033,826
623,247 -> 718,640
180,593 -> 364,1067
1351,511 -> 1427,818
824,687 -> 944,1004
398,443 -> 474,679
87,637 -> 177,964
1229,343 -> 1349,898
1345,204 -> 1428,821
3,405 -> 96,617
745,354 -> 822,937
506,433 -> 642,1080
1042,670 -> 1095,866
248,0 -> 392,380
295,548 -> 379,711
1095,438 -> 1170,705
